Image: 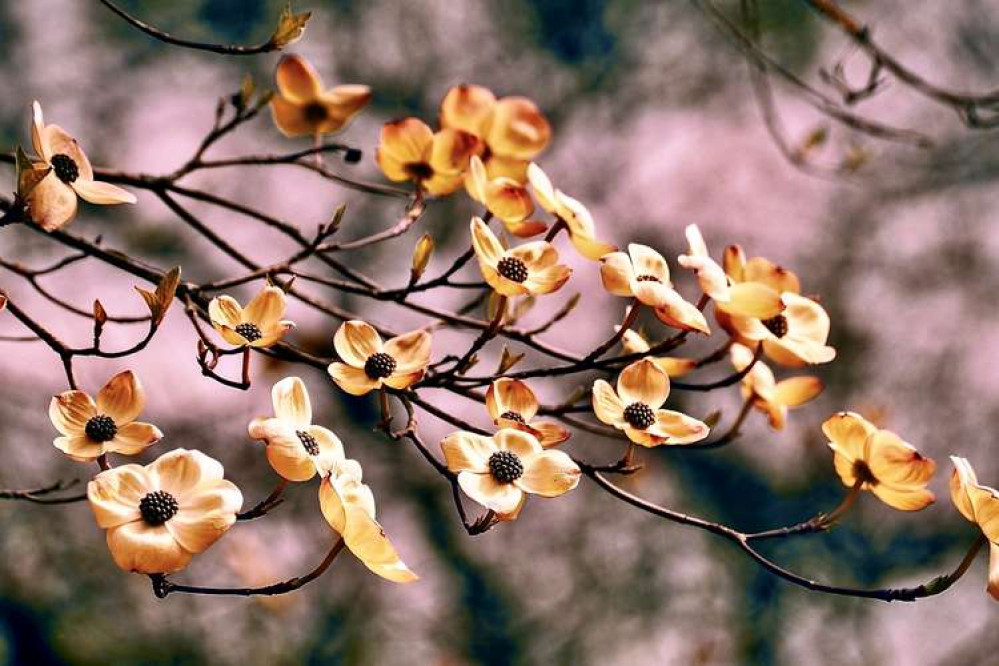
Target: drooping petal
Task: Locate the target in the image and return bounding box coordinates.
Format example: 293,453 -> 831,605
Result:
600,252 -> 636,297
487,378 -> 539,422
531,421 -> 572,448
264,430 -> 318,482
333,320 -> 383,367
653,290 -> 710,335
383,369 -> 424,390
470,216 -> 504,267
274,54 -> 322,104
149,449 -> 225,500
340,500 -> 418,583
244,286 -> 288,330
495,428 -> 543,459
516,450 -> 580,497
71,179 -> 136,205
458,471 -> 524,514
870,484 -> 935,512
26,173 -> 77,231
592,380 -> 625,426
617,359 -> 670,409
49,390 -> 96,435
385,330 -> 431,373
524,264 -> 572,295
208,295 -> 243,329
439,84 -> 496,136
96,370 -> 145,425
867,430 -> 936,490
106,521 -> 191,574
486,96 -> 551,160
271,376 -> 312,428
774,376 -> 823,407
87,464 -> 150,528
108,422 -> 163,455
328,363 -> 381,396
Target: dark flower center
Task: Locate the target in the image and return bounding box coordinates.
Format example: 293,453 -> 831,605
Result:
497,256 -> 529,283
296,430 -> 320,456
636,274 -> 660,282
499,410 -> 525,424
235,322 -> 263,343
139,490 -> 179,526
488,450 -> 524,483
762,314 -> 788,338
84,414 -> 117,442
303,102 -> 328,123
364,352 -> 397,379
404,162 -> 435,181
51,153 -> 80,184
623,402 -> 656,430
852,460 -> 877,485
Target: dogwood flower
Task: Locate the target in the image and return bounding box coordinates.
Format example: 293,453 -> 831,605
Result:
822,412 -> 935,510
950,456 -> 999,600
26,101 -> 136,231
441,428 -> 580,520
528,163 -> 616,260
376,118 -> 480,196
730,343 -> 822,430
319,458 -> 418,583
208,285 -> 295,348
328,321 -> 430,395
592,359 -> 710,447
470,217 -> 571,296
248,377 -> 346,482
270,54 -> 371,137
467,155 -> 545,237
618,328 -> 696,377
87,449 -> 243,574
485,378 -> 570,447
49,370 -> 162,462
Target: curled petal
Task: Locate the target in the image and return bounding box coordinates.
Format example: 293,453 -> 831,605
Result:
334,320 -> 383,367
821,412 -> 876,462
600,252 -> 636,297
628,244 -> 670,284
617,359 -> 670,409
49,390 -> 96,435
96,370 -> 145,425
867,431 -> 935,489
653,290 -> 710,335
271,376 -> 312,428
487,378 -> 539,422
950,456 -> 979,524
517,450 -> 580,497
328,363 -> 381,396
208,295 -> 243,329
264,430 -> 318,482
484,178 -> 534,224
486,96 -> 551,160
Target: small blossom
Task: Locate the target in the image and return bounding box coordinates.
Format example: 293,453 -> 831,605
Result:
950,456 -> 999,600
592,359 -> 710,447
328,321 -> 430,395
599,244 -> 709,334
270,54 -> 371,137
470,217 -> 571,296
208,285 -> 295,348
730,343 -> 822,430
49,370 -> 162,462
527,163 -> 616,260
677,224 -> 730,303
441,428 -> 580,520
439,84 -> 550,185
822,412 -> 935,511
618,328 -> 696,377
87,449 -> 243,574
485,378 -> 570,447
319,458 -> 417,583
376,118 -> 480,196
248,377 -> 346,482
26,101 -> 136,231
467,155 -> 545,238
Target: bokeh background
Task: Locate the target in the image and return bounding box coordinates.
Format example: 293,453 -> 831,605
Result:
1,1 -> 997,664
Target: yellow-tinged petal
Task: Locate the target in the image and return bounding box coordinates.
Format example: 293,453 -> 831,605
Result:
487,378 -> 539,422
270,95 -> 316,137
495,428 -> 543,459
600,252 -> 636,297
988,543 -> 999,601
617,359 -> 670,409
516,450 -> 580,497
441,431 -> 494,473
87,465 -> 150,528
524,264 -> 572,295
764,337 -> 836,368
72,179 -> 137,205
334,320 -> 383,367
744,257 -> 800,294
208,295 -> 243,329
244,286 -> 287,330
631,277 -> 674,308
42,125 -> 93,180
470,216 -> 503,267
385,329 -> 431,373
870,485 -> 935,512
340,501 -> 418,583
275,54 -> 321,104
382,369 -> 424,390
717,282 -> 783,318
49,390 -> 96,435
106,521 -> 192,574
654,357 -> 698,378
628,244 -> 671,284
271,376 -> 312,428
531,421 -> 572,448
27,173 -> 77,231
723,244 -> 746,281
866,430 -> 936,490
784,292 -> 831,343
484,178 -> 534,225
458,471 -> 524,514
149,449 -> 225,500
31,101 -> 46,158
328,363 -> 380,396
429,128 -> 480,175
263,428 -> 319,482
527,162 -> 558,214
96,370 -> 145,425
108,422 -> 163,455
646,410 -> 711,445
378,118 -> 433,165
822,412 -> 876,462
654,290 -> 710,335
486,96 -> 551,160
439,84 -> 496,136
774,376 -> 823,407
54,435 -> 104,462
592,380 -> 625,426
467,154 -> 489,203
950,456 -> 979,523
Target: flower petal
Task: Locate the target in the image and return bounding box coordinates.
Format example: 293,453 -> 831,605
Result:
96,370 -> 145,425
385,330 -> 431,373
334,320 -> 383,367
867,430 -> 936,489
516,450 -> 580,497
628,244 -> 671,283
471,216 -> 503,267
108,422 -> 163,456
106,521 -> 191,574
308,426 -> 346,477
487,378 -> 539,422
87,464 -> 150,528
167,480 -> 242,553
744,257 -> 800,294
495,428 -> 543,459
49,390 -> 96,435
383,369 -> 424,390
341,499 -> 418,583
950,456 -> 979,524
647,410 -> 711,445
54,435 -> 104,462
244,286 -> 287,329
271,376 -> 312,428
870,485 -> 935,512
208,295 -> 243,329
378,118 -> 433,165
41,125 -> 93,180
484,178 -> 534,224
525,264 -> 571,295
531,421 -> 572,448
458,471 -> 524,514
264,429 -> 318,482
270,95 -> 314,137
486,96 -> 551,160
149,449 -> 225,500
774,376 -> 823,407
275,54 -> 321,104
600,252 -> 636,297
822,412 -> 876,462
592,380 -> 625,426
26,173 -> 77,231
717,282 -> 783,318
439,84 -> 495,136
441,431 -> 495,473
71,179 -> 136,205
617,359 -> 670,409
328,363 -> 380,396
429,128 -> 480,174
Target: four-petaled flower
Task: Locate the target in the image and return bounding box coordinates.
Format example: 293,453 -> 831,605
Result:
87,449 -> 243,574
441,428 -> 580,520
376,118 -> 480,196
319,457 -> 418,583
470,217 -> 571,296
822,412 -> 935,510
208,285 -> 295,348
270,54 -> 371,138
25,101 -> 136,231
49,370 -> 163,462
592,359 -> 710,447
950,456 -> 999,600
328,320 -> 431,395
467,155 -> 545,238
528,163 -> 616,260
248,377 -> 346,482
730,343 -> 823,430
599,243 -> 709,334
486,378 -> 570,448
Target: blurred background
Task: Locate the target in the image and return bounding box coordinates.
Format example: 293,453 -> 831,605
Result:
0,1 -> 997,664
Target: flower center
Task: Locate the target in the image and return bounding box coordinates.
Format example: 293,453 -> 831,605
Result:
497,256 -> 529,283
234,322 -> 263,343
488,450 -> 524,483
296,430 -> 320,456
499,410 -> 525,424
762,314 -> 788,338
303,102 -> 328,123
364,352 -> 397,379
50,153 -> 80,184
403,162 -> 434,181
139,490 -> 179,526
636,274 -> 660,282
623,402 -> 656,430
852,460 -> 877,485
84,414 -> 117,442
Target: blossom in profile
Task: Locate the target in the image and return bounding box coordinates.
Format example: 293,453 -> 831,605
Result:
528,163 -> 616,260
49,370 -> 162,462
467,155 -> 545,238
485,378 -> 570,448
208,285 -> 295,348
376,118 -> 480,196
25,101 -> 136,231
270,54 -> 371,137
328,321 -> 430,395
470,217 -> 571,296
822,412 -> 935,510
618,328 -> 696,377
319,458 -> 418,583
950,456 -> 999,600
87,449 -> 243,574
441,428 -> 580,520
677,224 -> 730,303
439,84 -> 550,184
730,343 -> 822,430
592,359 -> 710,447
248,377 -> 346,482
599,244 -> 709,334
